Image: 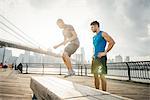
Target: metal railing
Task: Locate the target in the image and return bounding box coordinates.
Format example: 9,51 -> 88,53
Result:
16,61 -> 150,82
17,63 -> 86,76
106,61 -> 150,80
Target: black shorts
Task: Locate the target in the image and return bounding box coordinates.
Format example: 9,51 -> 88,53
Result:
91,56 -> 107,75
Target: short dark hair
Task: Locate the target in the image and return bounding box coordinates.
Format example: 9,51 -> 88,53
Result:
90,21 -> 99,27
57,19 -> 63,23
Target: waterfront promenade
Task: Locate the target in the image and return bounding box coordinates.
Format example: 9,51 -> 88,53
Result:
0,68 -> 149,100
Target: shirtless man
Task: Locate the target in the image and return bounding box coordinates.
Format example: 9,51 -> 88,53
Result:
53,19 -> 80,78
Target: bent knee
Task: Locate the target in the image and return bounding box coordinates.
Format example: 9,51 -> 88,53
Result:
63,52 -> 69,57
62,54 -> 65,59
100,75 -> 106,80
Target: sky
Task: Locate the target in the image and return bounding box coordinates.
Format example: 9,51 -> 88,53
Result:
0,0 -> 150,61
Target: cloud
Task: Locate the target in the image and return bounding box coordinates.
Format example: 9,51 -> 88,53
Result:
1,0 -> 150,58
87,0 -> 150,56
29,0 -> 57,9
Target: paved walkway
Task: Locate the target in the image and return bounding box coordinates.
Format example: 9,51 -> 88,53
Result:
0,68 -> 150,100
61,76 -> 150,100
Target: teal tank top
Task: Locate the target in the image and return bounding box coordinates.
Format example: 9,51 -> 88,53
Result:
93,31 -> 106,58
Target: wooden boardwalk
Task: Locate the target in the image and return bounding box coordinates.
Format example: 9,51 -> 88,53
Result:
0,68 -> 32,100
0,68 -> 149,100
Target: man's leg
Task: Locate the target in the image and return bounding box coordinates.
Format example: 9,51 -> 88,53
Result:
62,52 -> 73,71
63,44 -> 79,77
94,74 -> 100,89
62,53 -> 69,69
100,74 -> 107,91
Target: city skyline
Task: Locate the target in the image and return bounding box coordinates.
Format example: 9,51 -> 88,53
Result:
0,47 -> 150,65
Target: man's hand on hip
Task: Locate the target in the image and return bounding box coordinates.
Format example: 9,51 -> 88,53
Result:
97,51 -> 107,58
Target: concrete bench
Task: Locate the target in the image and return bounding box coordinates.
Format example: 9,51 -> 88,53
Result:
30,76 -> 132,100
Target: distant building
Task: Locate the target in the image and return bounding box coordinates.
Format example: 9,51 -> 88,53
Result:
23,51 -> 30,63
80,47 -> 87,64
0,48 -> 12,64
107,58 -> 115,63
73,47 -> 86,64
130,56 -> 150,61
8,56 -> 18,64
16,54 -> 24,65
0,48 -> 4,62
125,56 -> 130,62
33,53 -> 43,63
115,55 -> 123,62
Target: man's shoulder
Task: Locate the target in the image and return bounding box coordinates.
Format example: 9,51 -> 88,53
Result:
101,31 -> 108,34
101,31 -> 109,37
65,24 -> 74,31
65,24 -> 73,28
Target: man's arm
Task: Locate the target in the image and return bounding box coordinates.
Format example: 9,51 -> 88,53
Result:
98,32 -> 115,58
53,37 -> 67,49
60,30 -> 77,46
53,42 -> 64,49
103,32 -> 115,53
53,27 -> 77,49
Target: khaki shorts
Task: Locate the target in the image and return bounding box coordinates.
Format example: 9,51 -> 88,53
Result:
91,56 -> 107,75
64,43 -> 79,57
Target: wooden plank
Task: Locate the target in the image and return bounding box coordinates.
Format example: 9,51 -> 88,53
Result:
65,96 -> 100,100
0,70 -> 32,100
0,94 -> 31,100
31,76 -> 131,100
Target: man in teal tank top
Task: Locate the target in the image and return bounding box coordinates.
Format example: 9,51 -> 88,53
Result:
90,21 -> 115,91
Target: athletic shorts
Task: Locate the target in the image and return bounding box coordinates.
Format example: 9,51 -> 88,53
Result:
91,56 -> 107,75
64,43 -> 79,57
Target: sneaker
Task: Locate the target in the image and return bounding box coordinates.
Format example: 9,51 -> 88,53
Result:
64,74 -> 71,78
71,70 -> 75,75
64,70 -> 75,78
